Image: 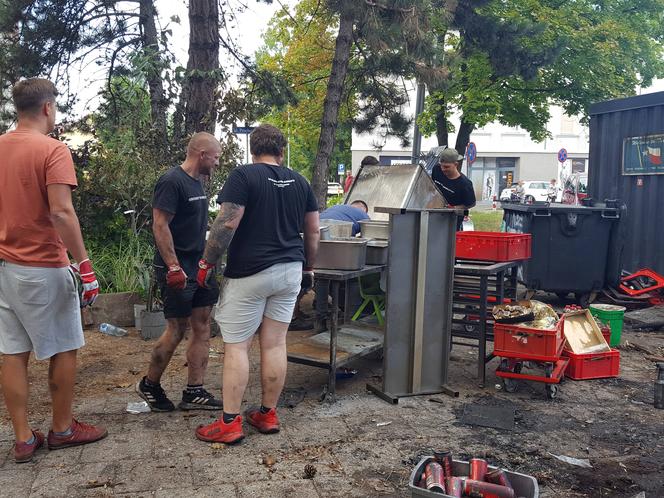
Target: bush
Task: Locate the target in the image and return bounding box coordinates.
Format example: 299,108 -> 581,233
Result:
88,236 -> 154,296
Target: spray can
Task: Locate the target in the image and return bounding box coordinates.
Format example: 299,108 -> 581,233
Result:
464,479 -> 516,498
445,477 -> 464,498
485,468 -> 513,489
424,462 -> 446,493
433,450 -> 453,478
469,458 -> 488,481
655,363 -> 664,409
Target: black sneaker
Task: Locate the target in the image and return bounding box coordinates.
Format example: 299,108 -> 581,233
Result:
178,387 -> 223,411
136,377 -> 175,412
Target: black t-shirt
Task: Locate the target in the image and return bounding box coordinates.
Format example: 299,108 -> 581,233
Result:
431,167 -> 476,208
217,163 -> 318,278
152,166 -> 208,276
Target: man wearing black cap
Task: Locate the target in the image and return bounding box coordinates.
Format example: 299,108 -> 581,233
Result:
431,147 -> 476,230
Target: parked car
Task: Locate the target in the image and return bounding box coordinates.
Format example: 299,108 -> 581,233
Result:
327,182 -> 343,196
500,180 -> 558,203
499,183 -> 519,201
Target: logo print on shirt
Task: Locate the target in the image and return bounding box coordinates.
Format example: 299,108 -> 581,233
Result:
434,180 -> 455,194
188,195 -> 207,202
268,178 -> 295,188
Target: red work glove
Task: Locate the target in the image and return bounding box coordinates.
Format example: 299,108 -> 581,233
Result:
196,259 -> 215,289
166,264 -> 187,290
72,259 -> 99,307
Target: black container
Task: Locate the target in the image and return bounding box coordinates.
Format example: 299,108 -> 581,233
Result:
502,204 -> 619,304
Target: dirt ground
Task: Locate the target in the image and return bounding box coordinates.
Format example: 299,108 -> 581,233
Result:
0,297 -> 662,497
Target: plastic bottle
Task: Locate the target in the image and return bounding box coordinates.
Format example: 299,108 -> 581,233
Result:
99,322 -> 128,337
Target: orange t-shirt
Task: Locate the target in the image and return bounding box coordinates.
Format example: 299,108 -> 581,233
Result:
0,129 -> 78,267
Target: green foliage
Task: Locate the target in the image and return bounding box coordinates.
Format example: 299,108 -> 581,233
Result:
418,0 -> 664,148
326,194 -> 344,208
469,209 -> 503,232
87,236 -> 154,295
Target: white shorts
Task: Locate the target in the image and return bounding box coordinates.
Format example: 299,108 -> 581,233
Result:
0,260 -> 84,360
215,262 -> 302,343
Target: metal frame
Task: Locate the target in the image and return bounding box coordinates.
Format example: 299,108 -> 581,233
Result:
369,207 -> 459,401
451,260 -> 520,387
286,265 -> 385,402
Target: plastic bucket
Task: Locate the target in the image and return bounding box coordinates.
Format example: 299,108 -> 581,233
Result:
589,304 -> 626,346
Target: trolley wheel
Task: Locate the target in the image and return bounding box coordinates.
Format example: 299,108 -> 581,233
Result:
503,377 -> 519,393
546,384 -> 558,399
464,324 -> 477,333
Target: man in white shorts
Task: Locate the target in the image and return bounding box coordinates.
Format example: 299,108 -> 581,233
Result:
0,79 -> 107,463
195,124 -> 319,444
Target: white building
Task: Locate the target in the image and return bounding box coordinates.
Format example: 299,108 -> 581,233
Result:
350,84 -> 590,201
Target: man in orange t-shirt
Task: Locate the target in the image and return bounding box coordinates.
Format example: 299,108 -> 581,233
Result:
0,78 -> 107,463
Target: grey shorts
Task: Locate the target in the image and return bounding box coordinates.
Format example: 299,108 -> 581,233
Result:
0,260 -> 84,360
215,262 -> 302,343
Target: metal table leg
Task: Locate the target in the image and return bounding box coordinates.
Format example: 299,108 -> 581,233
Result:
479,275 -> 488,387
325,280 -> 340,403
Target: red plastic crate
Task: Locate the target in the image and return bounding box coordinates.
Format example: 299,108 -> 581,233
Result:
493,321 -> 564,362
562,349 -> 620,380
455,232 -> 532,262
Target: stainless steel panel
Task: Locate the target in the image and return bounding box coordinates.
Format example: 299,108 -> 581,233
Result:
319,219 -> 354,238
346,164 -> 446,221
382,208 -> 457,396
314,238 -> 367,270
359,220 -> 390,240
366,240 -> 389,265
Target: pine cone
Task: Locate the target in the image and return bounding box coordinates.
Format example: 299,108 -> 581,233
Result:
303,464 -> 317,479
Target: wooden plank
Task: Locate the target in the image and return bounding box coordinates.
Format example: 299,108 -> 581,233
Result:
564,310 -> 611,354
287,327 -> 384,367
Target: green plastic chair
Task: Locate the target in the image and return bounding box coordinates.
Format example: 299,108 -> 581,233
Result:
351,275 -> 385,326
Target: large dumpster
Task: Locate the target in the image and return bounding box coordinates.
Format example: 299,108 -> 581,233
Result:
502,204 -> 620,306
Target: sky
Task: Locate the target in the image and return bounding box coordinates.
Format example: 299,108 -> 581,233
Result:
71,0 -> 298,118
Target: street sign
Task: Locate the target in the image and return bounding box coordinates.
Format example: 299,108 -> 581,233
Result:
466,142 -> 477,164
233,125 -> 256,134
338,163 -> 345,175
558,148 -> 568,163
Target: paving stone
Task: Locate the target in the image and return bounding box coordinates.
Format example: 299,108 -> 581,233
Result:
80,430 -> 153,463
32,445 -> 83,467
112,457 -> 192,494
29,461 -> 120,498
236,479 -> 319,497
192,455 -> 272,485
282,414 -> 351,446
154,485 -> 236,497
0,467 -> 37,498
114,492 -> 154,498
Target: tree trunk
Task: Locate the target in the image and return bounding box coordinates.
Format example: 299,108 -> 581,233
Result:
183,0 -> 220,135
433,93 -> 448,146
455,116 -> 475,169
138,0 -> 168,149
311,12 -> 354,211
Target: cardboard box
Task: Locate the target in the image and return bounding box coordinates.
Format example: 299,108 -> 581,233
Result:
563,310 -> 611,354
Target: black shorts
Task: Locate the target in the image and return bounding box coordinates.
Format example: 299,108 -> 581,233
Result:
156,267 -> 220,319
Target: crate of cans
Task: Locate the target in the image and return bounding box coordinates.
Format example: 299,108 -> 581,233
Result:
409,452 -> 539,498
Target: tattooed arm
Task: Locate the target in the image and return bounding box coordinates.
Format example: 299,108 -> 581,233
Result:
203,202 -> 245,265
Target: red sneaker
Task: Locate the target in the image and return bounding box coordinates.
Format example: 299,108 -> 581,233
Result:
195,416 -> 245,444
13,430 -> 44,463
47,419 -> 108,450
245,406 -> 280,434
